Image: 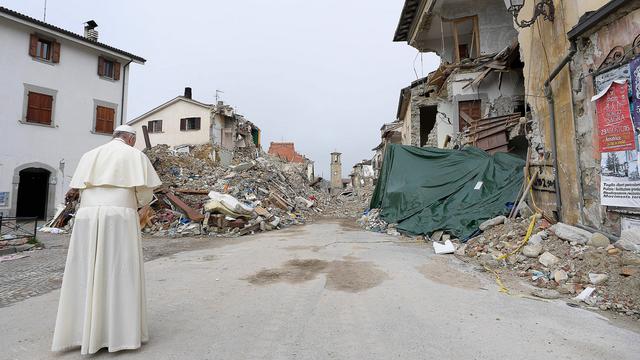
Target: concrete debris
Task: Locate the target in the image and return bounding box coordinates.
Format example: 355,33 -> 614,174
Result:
133,144 -> 336,237
616,229 -> 640,252
479,216 -> 506,231
588,273 -> 609,285
549,223 -> 592,245
553,269 -> 568,283
587,233 -> 610,248
538,252 -> 560,268
531,288 -> 561,300
522,243 -> 543,258
458,215 -> 640,318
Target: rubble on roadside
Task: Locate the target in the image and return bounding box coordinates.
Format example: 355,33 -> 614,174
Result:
456,216 -> 640,318
140,143 -> 333,237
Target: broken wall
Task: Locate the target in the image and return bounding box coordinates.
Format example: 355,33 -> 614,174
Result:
429,0 -> 518,63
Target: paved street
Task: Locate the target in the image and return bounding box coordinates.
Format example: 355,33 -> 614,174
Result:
1,219 -> 639,359
0,232 -> 239,307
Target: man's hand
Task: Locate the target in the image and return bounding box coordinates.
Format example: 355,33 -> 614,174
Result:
65,188 -> 80,203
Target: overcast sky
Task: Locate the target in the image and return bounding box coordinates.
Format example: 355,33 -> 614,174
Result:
4,0 -> 439,176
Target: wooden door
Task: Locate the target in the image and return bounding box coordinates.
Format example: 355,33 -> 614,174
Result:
458,100 -> 481,132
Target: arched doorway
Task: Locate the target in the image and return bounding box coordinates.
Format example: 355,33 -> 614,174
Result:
16,168 -> 51,219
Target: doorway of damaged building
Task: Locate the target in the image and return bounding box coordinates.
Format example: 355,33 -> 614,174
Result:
419,105 -> 437,147
16,168 -> 50,219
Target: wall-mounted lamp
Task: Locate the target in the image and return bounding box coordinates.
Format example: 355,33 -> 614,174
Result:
508,0 -> 555,28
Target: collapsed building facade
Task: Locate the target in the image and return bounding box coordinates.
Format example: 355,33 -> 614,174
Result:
393,0 -> 526,154
128,88 -> 261,165
386,0 -> 640,237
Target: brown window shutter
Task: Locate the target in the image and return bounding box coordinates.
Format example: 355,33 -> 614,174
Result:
114,61 -> 121,80
51,41 -> 61,63
180,118 -> 187,131
98,56 -> 105,76
95,106 -> 115,134
147,121 -> 153,132
29,34 -> 38,57
26,92 -> 53,125
195,117 -> 201,130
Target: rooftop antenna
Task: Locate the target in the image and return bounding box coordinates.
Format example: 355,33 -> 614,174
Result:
43,0 -> 47,21
215,89 -> 224,103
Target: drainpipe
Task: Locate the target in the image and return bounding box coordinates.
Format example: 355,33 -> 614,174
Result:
543,39 -> 577,222
120,60 -> 133,125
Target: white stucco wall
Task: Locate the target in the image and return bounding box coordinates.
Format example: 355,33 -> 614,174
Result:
436,102 -> 455,148
129,99 -> 215,151
0,16 -> 138,218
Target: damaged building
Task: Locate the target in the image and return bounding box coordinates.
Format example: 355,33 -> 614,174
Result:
392,0 -> 526,153
386,0 -> 640,238
267,142 -> 315,181
128,87 -> 261,162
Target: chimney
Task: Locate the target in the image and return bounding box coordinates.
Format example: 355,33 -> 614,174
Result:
184,87 -> 192,99
84,20 -> 99,41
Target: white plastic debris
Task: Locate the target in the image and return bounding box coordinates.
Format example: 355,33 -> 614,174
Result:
574,287 -> 596,302
433,240 -> 455,254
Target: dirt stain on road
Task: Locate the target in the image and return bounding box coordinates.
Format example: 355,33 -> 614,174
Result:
244,258 -> 388,292
418,259 -> 480,290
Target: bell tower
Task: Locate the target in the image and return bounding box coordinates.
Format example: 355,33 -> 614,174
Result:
330,152 -> 342,194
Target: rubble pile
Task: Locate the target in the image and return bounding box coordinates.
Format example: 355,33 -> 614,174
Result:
458,217 -> 640,318
323,184 -> 375,219
142,144 -> 331,237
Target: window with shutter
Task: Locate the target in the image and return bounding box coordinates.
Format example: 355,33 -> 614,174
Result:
180,117 -> 201,131
26,92 -> 53,125
98,57 -> 117,79
29,34 -> 57,62
95,105 -> 115,134
148,120 -> 163,133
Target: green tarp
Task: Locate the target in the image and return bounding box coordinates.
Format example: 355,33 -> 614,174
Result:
370,144 -> 525,239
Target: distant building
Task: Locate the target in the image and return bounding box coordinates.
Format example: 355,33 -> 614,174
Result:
330,152 -> 342,195
268,142 -> 305,163
0,7 -> 145,218
128,88 -> 261,155
128,87 -> 213,151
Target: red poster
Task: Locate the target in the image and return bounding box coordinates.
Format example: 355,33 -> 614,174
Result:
597,81 -> 635,152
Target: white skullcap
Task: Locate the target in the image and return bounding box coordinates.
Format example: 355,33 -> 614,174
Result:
114,125 -> 136,135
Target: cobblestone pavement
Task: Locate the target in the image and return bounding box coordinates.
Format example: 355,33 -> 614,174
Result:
0,232 -> 238,308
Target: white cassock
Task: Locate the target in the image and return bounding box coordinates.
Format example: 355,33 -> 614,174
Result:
52,138 -> 162,355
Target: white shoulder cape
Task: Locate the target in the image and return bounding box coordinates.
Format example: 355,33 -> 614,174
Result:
70,139 -> 162,189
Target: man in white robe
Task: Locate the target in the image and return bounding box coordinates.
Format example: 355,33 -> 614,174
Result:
52,125 -> 162,355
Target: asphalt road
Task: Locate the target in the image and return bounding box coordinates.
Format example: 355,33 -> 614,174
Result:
1,220 -> 639,359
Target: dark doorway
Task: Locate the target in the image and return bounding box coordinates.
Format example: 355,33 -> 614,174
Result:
419,105 -> 437,147
16,168 -> 50,219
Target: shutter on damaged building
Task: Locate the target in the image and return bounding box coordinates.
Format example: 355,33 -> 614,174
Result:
180,118 -> 187,131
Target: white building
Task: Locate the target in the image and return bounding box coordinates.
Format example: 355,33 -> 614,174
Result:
127,88 -> 214,151
0,7 -> 145,219
128,90 -> 262,157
